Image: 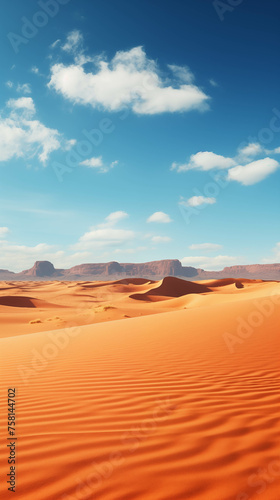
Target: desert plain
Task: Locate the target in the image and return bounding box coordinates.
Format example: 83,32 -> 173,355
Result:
0,276 -> 280,499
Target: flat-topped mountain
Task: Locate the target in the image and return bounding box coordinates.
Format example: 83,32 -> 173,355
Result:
21,261 -> 58,277
0,259 -> 280,281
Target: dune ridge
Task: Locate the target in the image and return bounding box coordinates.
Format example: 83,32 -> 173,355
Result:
1,277 -> 276,338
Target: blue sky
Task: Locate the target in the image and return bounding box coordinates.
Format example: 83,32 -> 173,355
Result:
0,0 -> 279,272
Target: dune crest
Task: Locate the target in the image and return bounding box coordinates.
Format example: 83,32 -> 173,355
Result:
130,276 -> 211,301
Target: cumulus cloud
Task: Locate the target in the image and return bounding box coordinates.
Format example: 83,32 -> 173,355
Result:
0,97 -> 73,164
74,212 -> 134,250
228,158 -> 279,185
172,141 -> 280,185
271,147 -> 280,154
171,151 -> 236,172
237,142 -> 263,160
189,243 -> 222,251
94,211 -> 129,229
79,156 -> 118,173
60,30 -> 92,65
48,35 -> 210,115
147,212 -> 172,223
180,196 -> 216,207
181,255 -> 238,270
103,211 -> 128,225
7,97 -> 35,114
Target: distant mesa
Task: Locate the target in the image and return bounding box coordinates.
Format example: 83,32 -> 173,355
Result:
0,259 -> 279,281
106,261 -> 124,275
62,259 -> 197,278
67,261 -> 125,277
21,261 -> 59,277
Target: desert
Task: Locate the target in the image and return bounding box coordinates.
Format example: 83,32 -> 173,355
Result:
0,276 -> 279,499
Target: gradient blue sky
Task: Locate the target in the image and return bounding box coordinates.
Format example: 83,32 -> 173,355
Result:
0,0 -> 279,271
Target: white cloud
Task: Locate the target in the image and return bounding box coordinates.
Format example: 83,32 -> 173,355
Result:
64,138 -> 77,150
31,66 -> 39,74
147,212 -> 172,223
167,64 -> 194,84
238,142 -> 263,160
228,158 -> 279,185
80,156 -> 118,173
74,212 -> 134,251
79,228 -> 134,243
7,97 -> 35,114
189,243 -> 222,251
75,228 -> 135,251
104,211 -> 128,225
6,81 -> 14,89
171,151 -> 236,172
48,39 -> 210,115
0,98 -> 73,164
180,196 -> 216,207
151,236 -> 172,243
81,156 -> 102,168
16,83 -> 31,94
62,30 -> 83,53
0,227 -> 9,238
144,231 -> 171,243
172,142 -> 280,185
266,146 -> 280,155
96,211 -> 129,229
181,255 -> 238,270
61,30 -> 92,65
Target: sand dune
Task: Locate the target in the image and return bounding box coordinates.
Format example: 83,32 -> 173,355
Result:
130,276 -> 211,301
0,295 -> 62,308
0,277 -> 280,499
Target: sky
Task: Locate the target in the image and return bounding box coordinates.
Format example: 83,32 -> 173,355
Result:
0,0 -> 280,272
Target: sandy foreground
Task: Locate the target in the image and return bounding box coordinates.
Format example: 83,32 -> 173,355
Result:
0,277 -> 279,500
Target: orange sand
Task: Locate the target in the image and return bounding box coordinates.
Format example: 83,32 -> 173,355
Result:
0,277 -> 279,499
